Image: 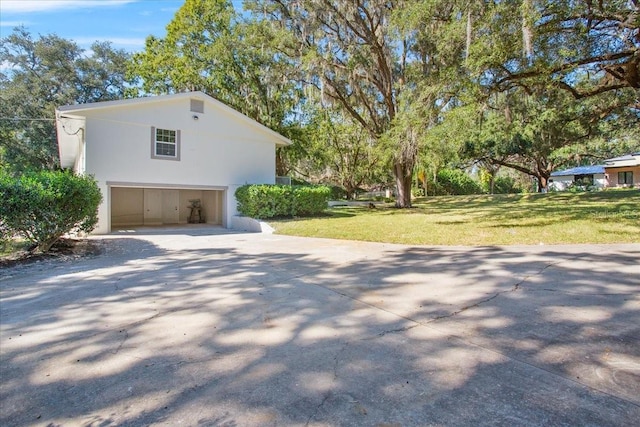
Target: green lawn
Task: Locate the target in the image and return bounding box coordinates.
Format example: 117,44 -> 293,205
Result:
268,190 -> 640,246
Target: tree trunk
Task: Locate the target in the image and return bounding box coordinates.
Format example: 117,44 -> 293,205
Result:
275,148 -> 287,177
36,235 -> 61,253
394,162 -> 413,208
537,174 -> 549,193
534,159 -> 552,193
344,184 -> 356,200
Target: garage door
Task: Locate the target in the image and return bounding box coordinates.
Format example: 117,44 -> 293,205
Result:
143,189 -> 179,225
111,187 -> 224,229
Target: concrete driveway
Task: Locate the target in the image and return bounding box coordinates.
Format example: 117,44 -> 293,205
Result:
1,226 -> 639,426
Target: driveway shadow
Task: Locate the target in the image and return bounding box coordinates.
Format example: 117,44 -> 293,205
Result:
1,235 -> 638,426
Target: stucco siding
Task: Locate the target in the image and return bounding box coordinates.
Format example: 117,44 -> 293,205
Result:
83,98 -> 276,186
605,165 -> 640,188
58,92 -> 286,234
549,177 -> 573,191
549,174 -> 606,191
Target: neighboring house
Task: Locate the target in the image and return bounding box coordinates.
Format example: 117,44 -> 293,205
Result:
56,91 -> 291,234
604,152 -> 640,189
549,165 -> 606,191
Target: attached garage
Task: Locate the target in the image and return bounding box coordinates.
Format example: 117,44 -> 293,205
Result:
55,91 -> 291,234
110,185 -> 225,229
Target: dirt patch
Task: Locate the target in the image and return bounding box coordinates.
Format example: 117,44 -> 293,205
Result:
0,238 -> 105,269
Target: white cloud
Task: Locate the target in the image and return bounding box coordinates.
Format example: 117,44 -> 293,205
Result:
1,0 -> 136,13
0,20 -> 30,27
1,60 -> 16,72
74,36 -> 147,49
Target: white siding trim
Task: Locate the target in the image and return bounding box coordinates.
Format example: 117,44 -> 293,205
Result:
106,181 -> 228,191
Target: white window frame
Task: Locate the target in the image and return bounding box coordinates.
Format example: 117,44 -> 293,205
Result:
151,127 -> 181,161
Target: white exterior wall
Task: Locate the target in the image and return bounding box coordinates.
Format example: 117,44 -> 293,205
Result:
549,176 -> 573,191
549,174 -> 605,191
78,97 -> 277,233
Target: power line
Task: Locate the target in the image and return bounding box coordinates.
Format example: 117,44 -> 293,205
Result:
0,117 -> 55,121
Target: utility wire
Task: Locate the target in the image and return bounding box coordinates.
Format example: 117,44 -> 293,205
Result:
0,117 -> 56,121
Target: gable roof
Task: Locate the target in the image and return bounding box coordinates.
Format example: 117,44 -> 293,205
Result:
551,165 -> 605,177
56,91 -> 292,146
604,152 -> 640,168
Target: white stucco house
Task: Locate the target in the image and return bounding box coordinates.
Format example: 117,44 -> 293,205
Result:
56,91 -> 291,234
549,165 -> 606,191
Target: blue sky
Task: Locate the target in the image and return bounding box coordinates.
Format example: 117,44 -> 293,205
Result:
0,0 -> 244,53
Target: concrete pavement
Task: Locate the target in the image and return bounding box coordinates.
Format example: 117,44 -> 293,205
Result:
1,226 -> 639,426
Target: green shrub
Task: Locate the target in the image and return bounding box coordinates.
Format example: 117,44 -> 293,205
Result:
0,171 -> 102,253
292,185 -> 332,215
235,184 -> 331,219
235,184 -> 289,219
436,169 -> 484,195
493,176 -> 523,194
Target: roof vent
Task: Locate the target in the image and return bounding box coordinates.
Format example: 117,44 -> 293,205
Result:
190,99 -> 204,114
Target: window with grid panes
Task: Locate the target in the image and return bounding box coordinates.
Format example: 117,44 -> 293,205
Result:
156,129 -> 176,156
151,127 -> 180,160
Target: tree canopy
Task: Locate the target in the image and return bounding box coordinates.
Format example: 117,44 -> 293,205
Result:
244,0 -> 475,206
465,0 -> 639,100
0,28 -> 131,173
1,1 -> 637,196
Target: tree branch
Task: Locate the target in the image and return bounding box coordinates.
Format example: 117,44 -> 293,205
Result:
495,50 -> 637,86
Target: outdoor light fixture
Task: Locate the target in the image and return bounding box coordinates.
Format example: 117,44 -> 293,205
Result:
192,115 -> 199,120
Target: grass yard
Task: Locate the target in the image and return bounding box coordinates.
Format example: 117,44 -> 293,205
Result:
0,239 -> 31,257
269,189 -> 640,246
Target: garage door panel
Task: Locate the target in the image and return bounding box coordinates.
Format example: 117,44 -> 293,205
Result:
143,189 -> 162,225
202,190 -> 223,225
111,188 -> 144,227
161,190 -> 179,224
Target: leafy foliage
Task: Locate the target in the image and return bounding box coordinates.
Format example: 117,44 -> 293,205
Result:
245,0 -> 470,207
124,0 -> 637,202
465,0 -> 639,100
235,185 -> 331,219
460,86 -> 634,191
431,169 -> 484,196
0,27 -> 131,173
300,108 -> 383,199
487,176 -> 523,195
3,1 -> 637,203
0,171 -> 102,252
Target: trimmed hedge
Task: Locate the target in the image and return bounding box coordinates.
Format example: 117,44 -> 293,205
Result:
435,169 -> 484,195
0,170 -> 102,252
235,184 -> 331,219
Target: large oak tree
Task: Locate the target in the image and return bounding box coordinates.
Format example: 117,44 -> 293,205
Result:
246,0 -> 470,207
0,28 -> 131,173
464,0 -> 639,100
